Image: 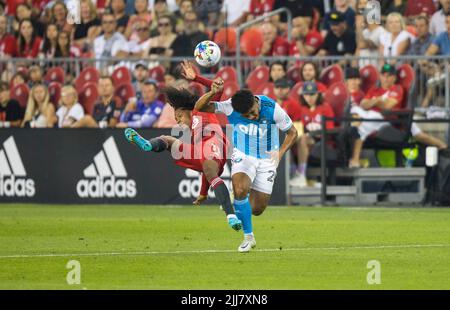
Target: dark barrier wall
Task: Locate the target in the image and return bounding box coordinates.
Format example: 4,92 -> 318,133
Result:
0,129 -> 286,205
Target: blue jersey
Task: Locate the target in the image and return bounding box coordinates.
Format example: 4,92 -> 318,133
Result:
215,95 -> 293,159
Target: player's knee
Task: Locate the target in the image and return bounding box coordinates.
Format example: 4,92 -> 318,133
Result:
252,208 -> 265,216
233,187 -> 249,200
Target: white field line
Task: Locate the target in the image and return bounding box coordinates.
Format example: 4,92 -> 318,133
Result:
1,244 -> 450,259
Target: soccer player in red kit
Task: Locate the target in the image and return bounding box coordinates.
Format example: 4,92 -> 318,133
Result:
124,62 -> 242,231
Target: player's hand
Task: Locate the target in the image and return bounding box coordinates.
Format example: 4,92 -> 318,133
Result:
211,78 -> 224,94
266,150 -> 280,167
193,195 -> 207,205
180,60 -> 196,81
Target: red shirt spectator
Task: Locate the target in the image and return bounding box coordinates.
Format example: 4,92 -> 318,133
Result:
16,36 -> 42,58
249,0 -> 275,17
5,0 -> 25,16
261,22 -> 290,56
289,29 -> 323,56
267,36 -> 290,56
281,98 -> 302,122
299,102 -> 335,131
350,90 -> 365,106
0,27 -> 16,56
363,84 -> 404,112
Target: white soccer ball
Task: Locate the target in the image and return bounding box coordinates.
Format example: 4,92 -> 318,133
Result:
194,40 -> 221,68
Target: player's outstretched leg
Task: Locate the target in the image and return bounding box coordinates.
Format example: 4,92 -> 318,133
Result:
202,160 -> 242,231
124,128 -> 168,152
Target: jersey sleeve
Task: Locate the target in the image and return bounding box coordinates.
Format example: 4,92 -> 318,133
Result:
213,99 -> 233,116
273,103 -> 293,132
194,75 -> 223,101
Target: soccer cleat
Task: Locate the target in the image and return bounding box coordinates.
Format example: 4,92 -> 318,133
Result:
228,216 -> 242,231
124,128 -> 152,152
289,173 -> 308,188
238,235 -> 256,253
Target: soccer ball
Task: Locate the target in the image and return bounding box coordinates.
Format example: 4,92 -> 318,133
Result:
194,40 -> 221,68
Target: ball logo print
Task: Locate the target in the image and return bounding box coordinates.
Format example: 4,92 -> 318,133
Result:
76,137 -> 137,198
0,136 -> 35,197
194,40 -> 221,68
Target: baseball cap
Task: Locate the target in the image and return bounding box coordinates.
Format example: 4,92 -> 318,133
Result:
274,78 -> 291,89
381,63 -> 396,75
345,67 -> 360,79
134,61 -> 148,70
329,10 -> 345,24
302,81 -> 318,95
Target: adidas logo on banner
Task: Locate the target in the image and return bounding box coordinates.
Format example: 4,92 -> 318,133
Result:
178,164 -> 231,199
0,136 -> 35,197
77,137 -> 136,198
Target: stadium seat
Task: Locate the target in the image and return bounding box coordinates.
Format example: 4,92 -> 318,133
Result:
240,27 -> 264,56
255,82 -> 276,100
74,67 -> 100,92
189,82 -> 205,97
286,64 -> 303,83
44,67 -> 65,84
10,83 -> 29,110
48,82 -> 62,106
214,66 -> 237,82
214,27 -> 237,53
221,81 -> 240,100
148,65 -> 165,83
404,0 -> 436,16
324,82 -> 349,127
360,64 -> 379,93
78,82 -> 99,115
320,64 -> 344,87
114,83 -> 135,107
245,65 -> 270,92
396,64 -> 416,109
112,66 -> 132,87
288,81 -> 304,102
112,95 -> 124,109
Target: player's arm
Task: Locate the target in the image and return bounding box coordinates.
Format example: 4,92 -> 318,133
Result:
180,60 -> 223,100
193,78 -> 224,113
270,104 -> 298,165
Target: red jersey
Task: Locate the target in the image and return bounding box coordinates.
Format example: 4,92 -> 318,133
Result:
265,36 -> 290,56
299,102 -> 335,132
350,90 -> 365,106
280,98 -> 302,122
363,85 -> 404,112
249,0 -> 275,16
289,30 -> 323,56
0,34 -> 16,57
15,37 -> 42,58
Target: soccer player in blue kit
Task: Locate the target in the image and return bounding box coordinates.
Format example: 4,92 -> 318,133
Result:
195,85 -> 298,252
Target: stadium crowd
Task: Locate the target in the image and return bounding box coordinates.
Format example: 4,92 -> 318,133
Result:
0,0 -> 449,183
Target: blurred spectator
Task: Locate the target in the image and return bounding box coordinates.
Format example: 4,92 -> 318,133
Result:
51,1 -> 74,34
273,0 -> 315,28
171,11 -> 208,56
0,81 -> 23,128
56,85 -> 85,128
15,19 -> 43,58
345,67 -> 365,105
151,0 -> 173,34
426,13 -> 450,55
132,62 -> 150,99
269,62 -> 286,82
407,16 -> 434,55
0,15 -> 16,58
174,0 -> 194,32
290,16 -> 323,57
354,0 -> 386,67
430,0 -> 450,36
318,11 -> 356,57
164,72 -> 176,86
125,19 -> 152,57
195,0 -> 223,33
73,0 -> 101,50
125,0 -> 153,41
73,76 -> 122,128
13,3 -> 45,37
380,0 -> 407,16
260,22 -> 290,56
247,0 -> 274,21
153,101 -> 177,128
379,13 -> 412,64
39,23 -> 58,59
289,81 -> 335,188
54,30 -> 81,62
117,81 -> 164,128
300,62 -> 328,93
275,78 -> 300,120
22,83 -> 57,128
147,15 -> 177,58
322,0 -> 355,37
111,0 -> 130,34
10,71 -> 28,89
28,66 -> 44,87
93,13 -> 128,60
221,0 -> 250,27
349,64 -> 447,168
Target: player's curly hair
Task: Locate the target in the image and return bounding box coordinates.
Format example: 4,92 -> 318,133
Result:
231,89 -> 255,114
164,87 -> 199,110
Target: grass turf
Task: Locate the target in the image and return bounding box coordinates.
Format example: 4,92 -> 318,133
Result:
0,204 -> 450,289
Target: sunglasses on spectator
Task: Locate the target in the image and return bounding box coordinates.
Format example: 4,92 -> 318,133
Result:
102,20 -> 115,24
158,22 -> 170,27
136,27 -> 148,32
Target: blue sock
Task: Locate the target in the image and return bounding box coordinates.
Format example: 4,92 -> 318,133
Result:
234,196 -> 253,234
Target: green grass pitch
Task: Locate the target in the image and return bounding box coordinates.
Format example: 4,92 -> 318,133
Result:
1,204 -> 450,289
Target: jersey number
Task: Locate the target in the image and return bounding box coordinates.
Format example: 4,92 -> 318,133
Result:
267,171 -> 276,183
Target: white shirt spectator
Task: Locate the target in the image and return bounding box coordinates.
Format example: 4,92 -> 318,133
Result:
93,32 -> 127,59
221,0 -> 251,25
56,103 -> 85,128
430,9 -> 447,36
148,0 -> 178,12
380,30 -> 413,57
359,26 -> 387,67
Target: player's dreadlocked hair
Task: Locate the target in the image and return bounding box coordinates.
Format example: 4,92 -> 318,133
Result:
164,87 -> 199,110
231,89 -> 255,114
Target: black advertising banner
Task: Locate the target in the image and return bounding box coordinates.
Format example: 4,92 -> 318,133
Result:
0,129 -> 286,205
